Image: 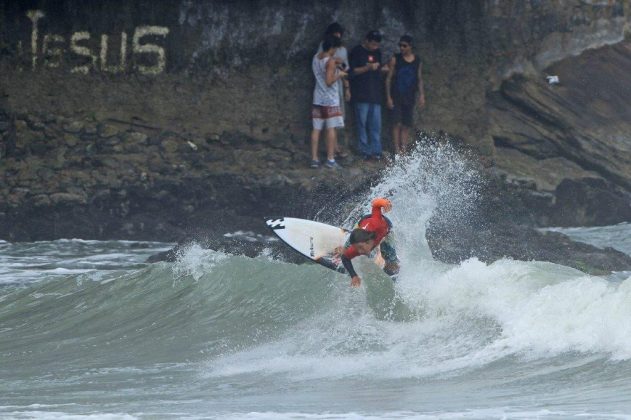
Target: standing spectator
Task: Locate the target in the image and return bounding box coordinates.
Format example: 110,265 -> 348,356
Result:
386,35 -> 425,155
310,35 -> 347,169
349,30 -> 385,161
318,22 -> 351,159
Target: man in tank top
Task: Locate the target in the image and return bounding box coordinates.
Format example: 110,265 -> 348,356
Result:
310,35 -> 348,169
386,35 -> 426,155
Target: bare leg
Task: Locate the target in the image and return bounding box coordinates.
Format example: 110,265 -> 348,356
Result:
400,125 -> 411,153
335,128 -> 342,154
310,128 -> 321,162
335,127 -> 348,157
325,127 -> 337,161
392,123 -> 402,155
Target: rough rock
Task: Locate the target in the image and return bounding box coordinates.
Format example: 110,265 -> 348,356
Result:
426,219 -> 631,275
425,174 -> 631,274
0,1 -> 630,273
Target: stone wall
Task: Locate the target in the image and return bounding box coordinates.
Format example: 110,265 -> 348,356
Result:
1,0 -> 629,150
1,0 -> 631,241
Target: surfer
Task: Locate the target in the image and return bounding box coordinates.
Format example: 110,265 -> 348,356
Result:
335,197 -> 400,287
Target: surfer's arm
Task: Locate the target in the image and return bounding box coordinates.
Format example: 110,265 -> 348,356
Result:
341,247 -> 361,287
341,255 -> 361,287
341,254 -> 357,278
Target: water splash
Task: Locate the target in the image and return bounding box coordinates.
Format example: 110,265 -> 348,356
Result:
172,242 -> 228,281
325,135 -> 485,280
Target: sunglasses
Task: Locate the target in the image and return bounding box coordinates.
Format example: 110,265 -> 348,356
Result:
399,43 -> 410,48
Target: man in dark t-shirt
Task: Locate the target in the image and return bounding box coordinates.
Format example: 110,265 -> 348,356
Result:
349,30 -> 385,160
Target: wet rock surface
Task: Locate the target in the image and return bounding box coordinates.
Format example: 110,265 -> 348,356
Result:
426,175 -> 631,275
1,1 -> 630,273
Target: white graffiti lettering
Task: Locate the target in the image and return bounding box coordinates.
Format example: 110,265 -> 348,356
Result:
132,26 -> 170,75
70,31 -> 98,74
100,33 -> 128,73
23,9 -> 170,76
26,9 -> 45,70
42,34 -> 65,68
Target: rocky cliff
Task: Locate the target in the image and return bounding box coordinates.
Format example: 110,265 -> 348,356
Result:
1,0 -> 630,270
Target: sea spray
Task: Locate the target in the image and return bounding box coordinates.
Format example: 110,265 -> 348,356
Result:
172,242 -> 228,282
3,154 -> 631,417
319,136 -> 485,277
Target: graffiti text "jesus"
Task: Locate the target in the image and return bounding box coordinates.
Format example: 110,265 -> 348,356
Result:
24,10 -> 170,76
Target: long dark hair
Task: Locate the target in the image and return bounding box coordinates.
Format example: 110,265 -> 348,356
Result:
325,22 -> 345,37
322,34 -> 342,52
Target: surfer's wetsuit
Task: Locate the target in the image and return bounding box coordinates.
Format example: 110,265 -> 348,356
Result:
341,198 -> 399,278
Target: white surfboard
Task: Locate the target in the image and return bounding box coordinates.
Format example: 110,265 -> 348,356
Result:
266,217 -> 386,274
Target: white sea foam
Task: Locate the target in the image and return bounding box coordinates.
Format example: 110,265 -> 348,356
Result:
0,240 -> 173,286
171,242 -> 228,281
206,256 -> 631,387
0,410 -> 138,419
205,142 -> 631,385
414,258 -> 631,359
3,141 -> 631,418
213,409 -> 631,420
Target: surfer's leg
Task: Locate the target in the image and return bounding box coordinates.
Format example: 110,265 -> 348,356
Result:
380,239 -> 400,277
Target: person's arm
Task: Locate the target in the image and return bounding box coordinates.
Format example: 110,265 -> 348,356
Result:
417,60 -> 425,109
350,49 -> 378,76
339,246 -> 361,287
326,58 -> 346,87
341,254 -> 361,287
342,49 -> 350,73
385,56 -> 396,109
379,51 -> 389,73
353,64 -> 374,76
341,49 -> 351,101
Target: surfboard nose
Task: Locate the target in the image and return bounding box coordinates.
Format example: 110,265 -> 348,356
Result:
266,218 -> 286,230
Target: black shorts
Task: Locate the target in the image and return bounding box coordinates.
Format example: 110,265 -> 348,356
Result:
391,101 -> 415,127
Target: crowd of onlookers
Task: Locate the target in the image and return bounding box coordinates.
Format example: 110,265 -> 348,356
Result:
310,23 -> 425,169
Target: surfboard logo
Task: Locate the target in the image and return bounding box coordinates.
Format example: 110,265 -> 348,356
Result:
266,218 -> 286,230
309,237 -> 315,257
